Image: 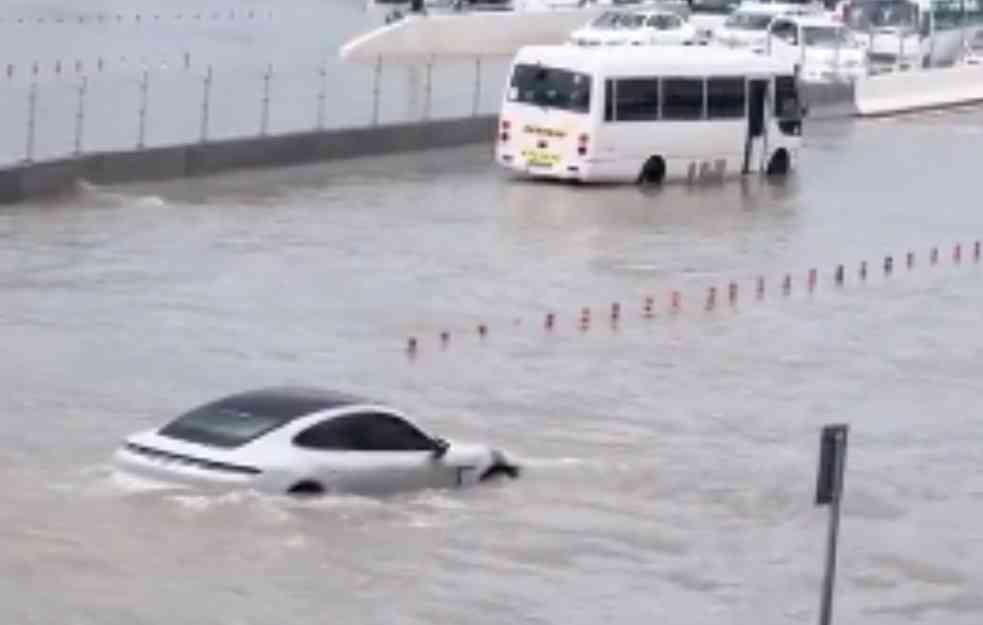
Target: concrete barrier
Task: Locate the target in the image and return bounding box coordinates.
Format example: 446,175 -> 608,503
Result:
855,65 -> 983,116
0,115 -> 497,204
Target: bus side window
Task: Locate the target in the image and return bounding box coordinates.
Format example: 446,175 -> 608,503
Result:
612,78 -> 660,121
604,79 -> 615,122
707,77 -> 745,120
661,78 -> 704,121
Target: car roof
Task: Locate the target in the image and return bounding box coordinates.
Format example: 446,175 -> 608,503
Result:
603,8 -> 679,15
205,386 -> 376,420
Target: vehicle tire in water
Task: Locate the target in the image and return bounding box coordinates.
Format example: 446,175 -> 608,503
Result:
479,464 -> 520,481
638,156 -> 666,186
766,149 -> 790,176
287,480 -> 325,496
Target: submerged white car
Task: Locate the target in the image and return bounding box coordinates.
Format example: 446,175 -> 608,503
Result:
113,386 -> 521,496
570,8 -> 698,46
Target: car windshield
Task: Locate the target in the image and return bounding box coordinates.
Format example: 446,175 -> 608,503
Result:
803,25 -> 850,46
691,0 -> 740,14
159,403 -> 291,448
724,12 -> 774,29
619,13 -> 646,28
647,14 -> 680,28
508,64 -> 592,113
591,11 -> 621,27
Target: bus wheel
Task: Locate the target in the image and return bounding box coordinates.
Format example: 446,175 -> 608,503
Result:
766,149 -> 790,176
638,156 -> 666,186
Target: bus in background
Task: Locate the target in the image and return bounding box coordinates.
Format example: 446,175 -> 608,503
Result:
494,45 -> 804,185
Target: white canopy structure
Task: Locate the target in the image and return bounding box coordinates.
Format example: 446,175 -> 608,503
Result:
339,8 -> 606,63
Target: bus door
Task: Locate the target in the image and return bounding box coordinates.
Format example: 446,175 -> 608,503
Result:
743,79 -> 769,174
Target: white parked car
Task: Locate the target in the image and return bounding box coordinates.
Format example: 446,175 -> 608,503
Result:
113,386 -> 521,496
766,14 -> 868,81
569,8 -> 698,46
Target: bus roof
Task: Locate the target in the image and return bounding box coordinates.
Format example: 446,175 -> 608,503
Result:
512,45 -> 796,76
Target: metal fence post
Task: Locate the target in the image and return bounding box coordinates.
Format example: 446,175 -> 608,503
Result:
316,64 -> 327,131
137,68 -> 149,148
472,57 -> 482,116
74,76 -> 87,156
260,63 -> 272,136
25,81 -> 38,163
200,64 -> 212,143
423,56 -> 433,120
372,56 -> 382,126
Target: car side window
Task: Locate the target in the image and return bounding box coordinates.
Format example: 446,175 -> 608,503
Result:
772,21 -> 798,45
292,413 -> 435,452
361,414 -> 436,452
293,415 -> 362,450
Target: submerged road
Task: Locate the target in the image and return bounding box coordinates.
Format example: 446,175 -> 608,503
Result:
1,108 -> 982,624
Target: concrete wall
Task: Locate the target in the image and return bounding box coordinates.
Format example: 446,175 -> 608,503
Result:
0,115 -> 497,204
855,64 -> 983,116
0,84 -> 867,205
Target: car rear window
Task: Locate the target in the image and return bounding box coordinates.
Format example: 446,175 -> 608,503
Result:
159,403 -> 292,448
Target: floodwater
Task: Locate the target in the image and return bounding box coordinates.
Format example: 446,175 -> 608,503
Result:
2,100 -> 983,624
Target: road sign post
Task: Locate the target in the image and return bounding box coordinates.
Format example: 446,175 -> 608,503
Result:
815,423 -> 849,625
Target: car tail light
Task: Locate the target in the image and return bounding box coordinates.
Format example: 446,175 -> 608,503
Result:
499,119 -> 511,143
577,133 -> 589,156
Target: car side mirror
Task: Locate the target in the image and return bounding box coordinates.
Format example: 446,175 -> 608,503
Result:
431,437 -> 449,459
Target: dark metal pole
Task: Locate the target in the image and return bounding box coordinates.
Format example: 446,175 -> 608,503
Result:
818,425 -> 848,625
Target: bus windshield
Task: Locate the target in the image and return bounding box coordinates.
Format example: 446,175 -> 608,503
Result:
508,64 -> 592,114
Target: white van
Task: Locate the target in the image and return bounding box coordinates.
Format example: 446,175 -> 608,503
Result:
494,45 -> 804,184
766,14 -> 869,82
710,3 -> 811,52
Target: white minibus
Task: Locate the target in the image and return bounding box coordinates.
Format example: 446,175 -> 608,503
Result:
495,45 -> 805,184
